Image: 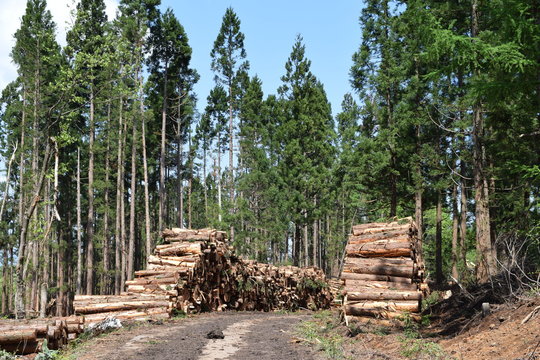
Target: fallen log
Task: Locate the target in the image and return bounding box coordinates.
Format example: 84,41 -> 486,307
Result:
345,300 -> 419,312
75,300 -> 170,314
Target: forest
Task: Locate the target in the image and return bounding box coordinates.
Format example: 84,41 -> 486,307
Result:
0,0 -> 538,318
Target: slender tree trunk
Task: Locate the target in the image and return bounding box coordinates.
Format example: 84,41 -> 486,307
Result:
312,198 -> 318,267
414,125 -> 423,265
102,118 -> 111,294
159,69 -> 168,233
217,147 -> 222,223
203,146 -> 208,222
451,183 -> 460,280
120,114 -> 128,292
128,114 -> 137,281
188,135 -> 193,228
115,97 -> 124,294
228,84 -> 235,244
15,144 -> 51,318
1,144 -> 15,313
460,161 -> 468,271
303,210 -> 309,267
2,250 -> 7,314
86,87 -> 95,295
141,94 -> 152,266
76,149 -> 82,295
177,100 -> 184,228
435,190 -> 443,285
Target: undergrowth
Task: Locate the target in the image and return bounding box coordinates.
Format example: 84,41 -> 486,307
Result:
398,313 -> 451,360
296,310 -> 346,359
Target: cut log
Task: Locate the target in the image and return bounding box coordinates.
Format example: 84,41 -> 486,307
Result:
352,223 -> 410,236
343,280 -> 418,291
346,290 -> 422,301
155,242 -> 203,256
75,300 -> 169,314
345,300 -> 419,312
346,242 -> 411,258
344,257 -> 414,267
343,264 -> 414,278
340,272 -> 413,283
0,329 -> 38,344
348,231 -> 410,244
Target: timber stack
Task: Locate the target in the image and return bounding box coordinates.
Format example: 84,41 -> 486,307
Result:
0,316 -> 84,355
169,229 -> 332,312
74,228 -> 331,322
341,219 -> 427,324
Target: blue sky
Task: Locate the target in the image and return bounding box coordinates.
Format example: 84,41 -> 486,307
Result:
161,0 -> 364,116
0,0 -> 364,117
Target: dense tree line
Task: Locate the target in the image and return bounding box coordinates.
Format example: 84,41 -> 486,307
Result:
0,0 -> 538,317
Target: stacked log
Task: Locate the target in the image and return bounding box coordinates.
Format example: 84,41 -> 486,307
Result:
341,220 -> 426,324
0,316 -> 84,355
73,294 -> 171,324
69,227 -> 331,328
168,229 -> 332,313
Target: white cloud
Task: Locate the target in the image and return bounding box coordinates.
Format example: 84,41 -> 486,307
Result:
0,0 -> 118,92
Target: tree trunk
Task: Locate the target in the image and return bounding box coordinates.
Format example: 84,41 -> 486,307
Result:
141,95 -> 152,267
472,0 -> 495,284
86,87 -> 95,295
177,100 -> 184,228
435,190 -> 443,284
228,84 -> 235,244
75,148 -> 82,295
217,147 -> 222,223
203,146 -> 208,222
120,114 -> 128,292
451,182 -> 460,280
460,161 -> 468,269
15,143 -> 51,317
115,97 -> 124,294
159,69 -> 168,233
128,114 -> 137,281
102,102 -> 112,294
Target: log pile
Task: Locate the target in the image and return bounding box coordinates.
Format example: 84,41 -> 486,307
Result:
0,316 -> 84,355
341,220 -> 427,324
74,228 -> 331,323
168,230 -> 332,313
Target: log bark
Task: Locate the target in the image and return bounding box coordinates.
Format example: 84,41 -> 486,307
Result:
343,264 -> 414,278
345,300 -> 419,313
346,242 -> 412,258
346,291 -> 421,301
340,272 -> 413,284
0,329 -> 37,344
74,300 -> 169,314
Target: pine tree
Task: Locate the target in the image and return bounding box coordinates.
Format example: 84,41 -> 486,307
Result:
210,7 -> 250,244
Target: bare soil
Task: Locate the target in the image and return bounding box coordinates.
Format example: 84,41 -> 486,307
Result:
66,311 -> 317,360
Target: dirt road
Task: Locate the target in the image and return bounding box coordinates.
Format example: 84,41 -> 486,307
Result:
73,312 -> 318,360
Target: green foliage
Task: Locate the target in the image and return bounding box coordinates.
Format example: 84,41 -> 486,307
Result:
399,337 -> 450,360
297,311 -> 344,359
0,349 -> 15,360
35,340 -> 59,360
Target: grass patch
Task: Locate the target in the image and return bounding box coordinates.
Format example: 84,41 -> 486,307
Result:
296,310 -> 345,359
399,336 -> 450,360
